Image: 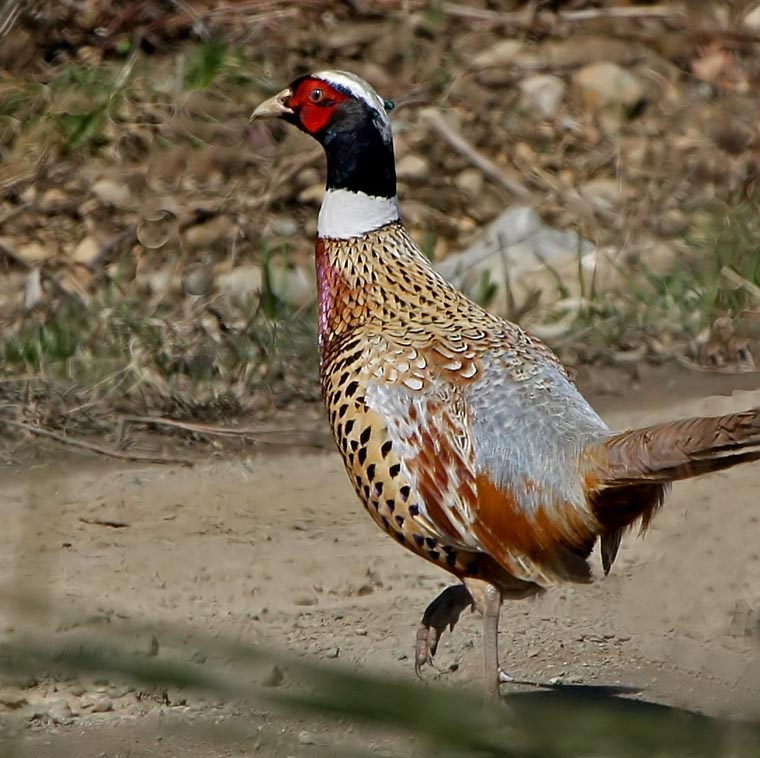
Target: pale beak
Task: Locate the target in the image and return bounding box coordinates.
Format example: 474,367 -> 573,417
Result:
250,88 -> 293,122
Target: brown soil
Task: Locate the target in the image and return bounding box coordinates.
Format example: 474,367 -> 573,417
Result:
0,367 -> 759,756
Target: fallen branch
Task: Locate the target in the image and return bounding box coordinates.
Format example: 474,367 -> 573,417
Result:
0,418 -> 193,466
419,109 -> 531,200
121,415 -> 325,446
722,266 -> 760,301
440,3 -> 684,25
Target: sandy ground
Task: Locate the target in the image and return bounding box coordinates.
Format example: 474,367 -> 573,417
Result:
0,368 -> 759,756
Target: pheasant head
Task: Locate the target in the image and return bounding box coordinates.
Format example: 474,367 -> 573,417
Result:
252,71 -> 399,239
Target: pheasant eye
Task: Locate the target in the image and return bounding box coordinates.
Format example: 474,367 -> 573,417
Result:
309,88 -> 325,104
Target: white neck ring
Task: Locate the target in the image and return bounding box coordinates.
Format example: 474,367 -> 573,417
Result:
317,189 -> 399,239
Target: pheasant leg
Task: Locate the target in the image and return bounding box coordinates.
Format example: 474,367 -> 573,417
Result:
481,581 -> 504,697
415,578 -> 513,693
463,578 -> 515,691
415,583 -> 474,677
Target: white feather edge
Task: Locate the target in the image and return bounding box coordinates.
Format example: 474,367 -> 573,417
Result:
318,188 -> 399,239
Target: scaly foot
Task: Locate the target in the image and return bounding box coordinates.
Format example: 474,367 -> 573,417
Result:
415,584 -> 474,677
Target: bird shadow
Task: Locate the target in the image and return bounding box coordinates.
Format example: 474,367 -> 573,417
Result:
506,679 -> 642,697
498,680 -> 760,754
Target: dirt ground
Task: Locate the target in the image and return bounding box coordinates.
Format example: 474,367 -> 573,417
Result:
0,367 -> 759,756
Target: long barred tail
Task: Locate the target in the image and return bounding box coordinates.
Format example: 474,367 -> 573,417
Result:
601,409 -> 760,485
588,408 -> 760,574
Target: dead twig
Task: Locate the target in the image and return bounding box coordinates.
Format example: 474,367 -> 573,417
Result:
722,266 -> 760,301
121,414 -> 323,446
0,418 -> 193,466
419,109 -> 531,200
440,3 -> 684,26
79,518 -> 130,528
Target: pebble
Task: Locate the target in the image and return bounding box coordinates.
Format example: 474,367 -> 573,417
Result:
185,215 -> 235,251
295,167 -> 320,189
272,217 -> 299,237
182,263 -> 214,296
266,262 -> 315,309
472,39 -> 524,68
89,695 -> 114,713
298,184 -> 325,206
574,62 -> 645,109
454,168 -> 483,200
519,74 -> 567,119
745,5 -> 760,29
298,730 -> 316,746
71,236 -> 100,265
578,178 -> 622,212
24,268 -> 43,310
216,264 -> 263,307
92,178 -> 132,209
396,154 -> 430,182
14,240 -> 49,265
324,647 -> 340,659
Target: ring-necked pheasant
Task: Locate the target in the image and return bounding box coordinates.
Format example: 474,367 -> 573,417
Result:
252,70 -> 760,696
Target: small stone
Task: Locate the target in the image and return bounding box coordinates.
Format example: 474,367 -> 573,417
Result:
295,167 -> 321,189
325,647 -> 340,659
15,240 -> 50,265
272,217 -> 299,237
298,730 -> 316,745
185,215 -> 234,251
356,583 -> 374,596
216,265 -> 263,307
574,62 -> 645,109
71,236 -> 100,265
454,169 -> 483,200
472,39 -> 524,68
293,595 -> 317,606
92,178 -> 131,208
519,74 -> 567,119
39,188 -> 68,212
267,262 -> 315,309
578,178 -> 622,212
89,696 -> 113,713
396,154 -> 430,182
298,184 -> 325,206
745,5 -> 760,30
24,268 -> 44,310
182,264 -> 214,296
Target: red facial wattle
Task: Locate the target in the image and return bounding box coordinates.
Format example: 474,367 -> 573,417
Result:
288,77 -> 350,135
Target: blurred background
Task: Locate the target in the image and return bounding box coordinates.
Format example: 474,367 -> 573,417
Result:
1,1 -> 760,756
2,0 -> 760,424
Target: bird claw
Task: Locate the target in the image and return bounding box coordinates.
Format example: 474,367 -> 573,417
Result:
414,584 -> 474,678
